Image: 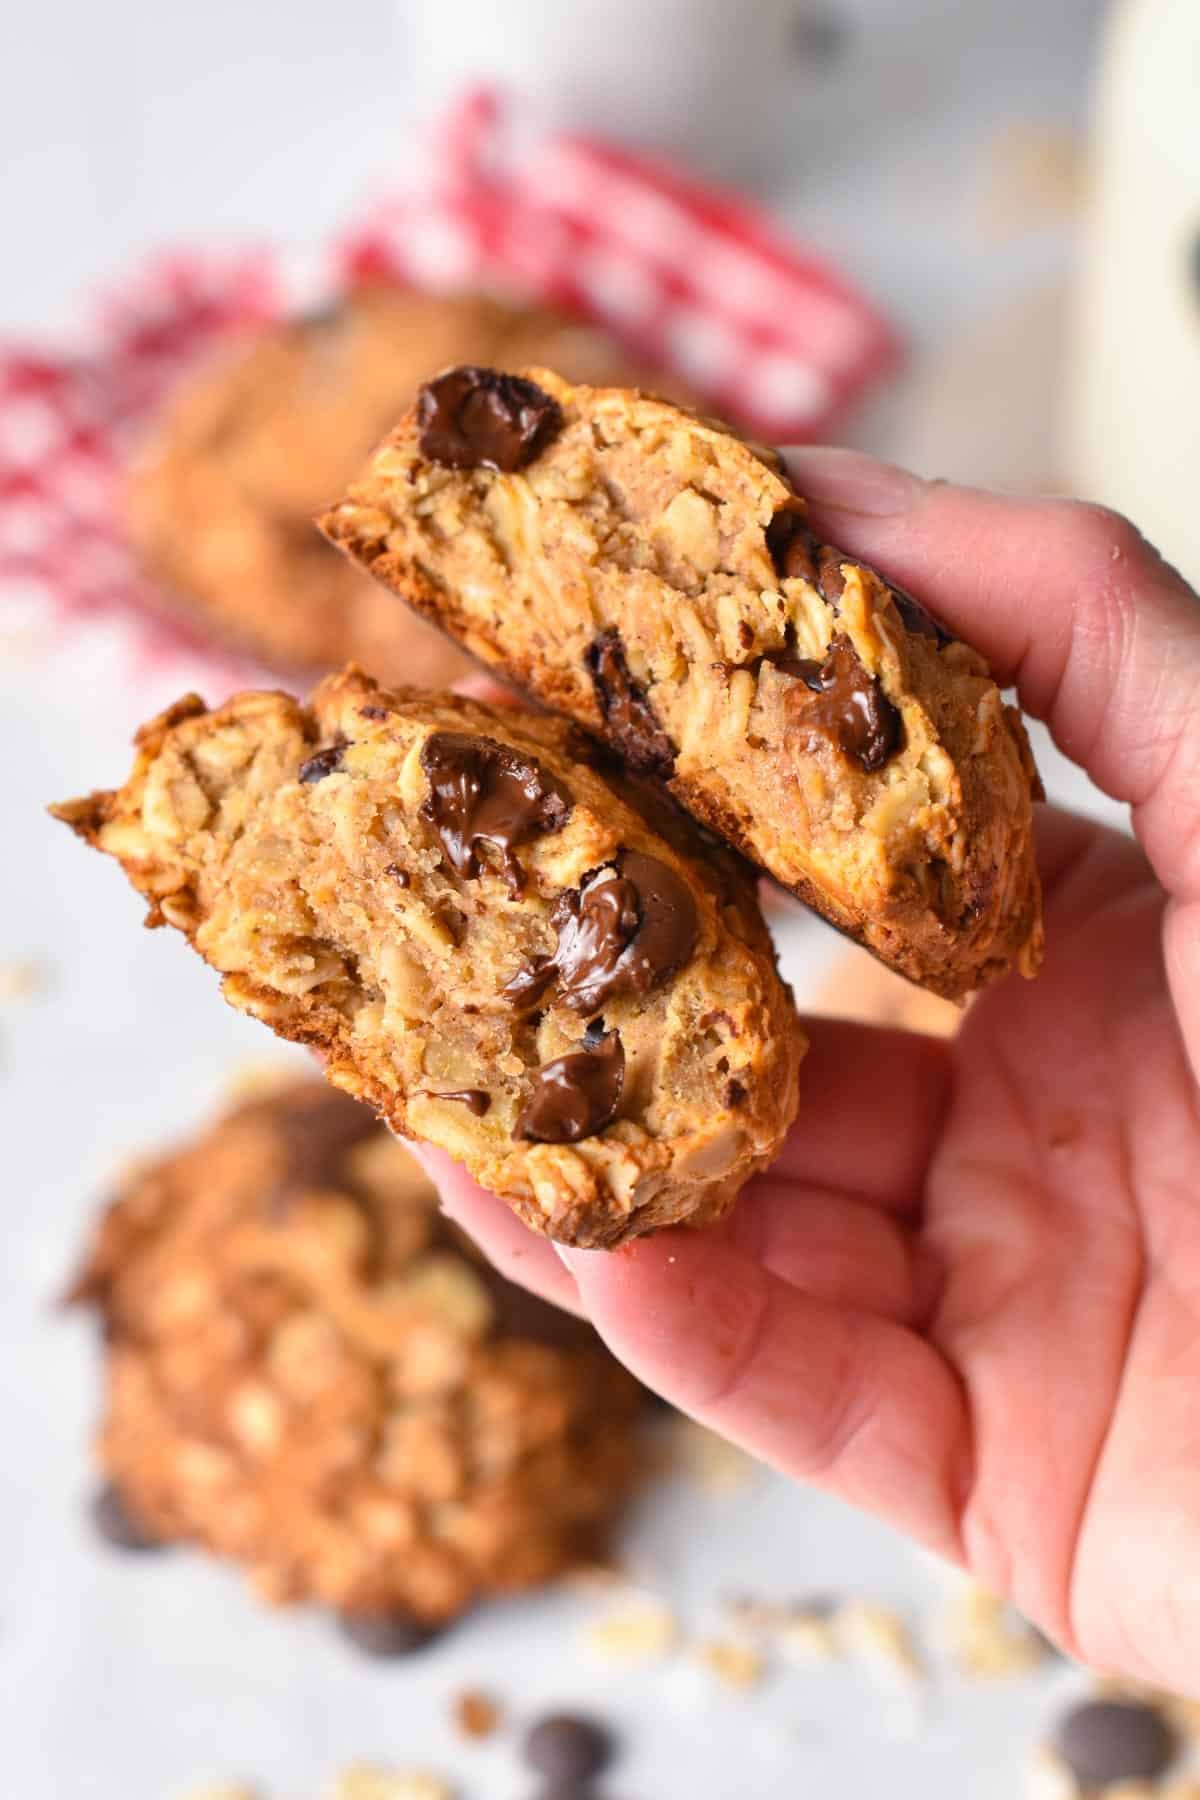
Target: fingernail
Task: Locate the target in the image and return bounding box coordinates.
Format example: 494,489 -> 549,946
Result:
782,446 -> 925,517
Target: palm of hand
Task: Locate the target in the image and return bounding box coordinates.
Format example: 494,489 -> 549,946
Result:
429,812 -> 1197,1687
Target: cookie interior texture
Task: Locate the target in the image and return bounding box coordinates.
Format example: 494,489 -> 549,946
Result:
126,290 -> 678,686
69,1078 -> 640,1623
321,367 -> 1044,1000
53,670 -> 803,1248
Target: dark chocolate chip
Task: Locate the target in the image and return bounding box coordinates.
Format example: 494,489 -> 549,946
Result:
337,1612 -> 443,1658
585,630 -> 675,776
384,862 -> 411,888
417,366 -> 563,472
504,851 -> 697,1016
420,731 -> 571,896
524,1713 -> 615,1783
298,744 -> 346,784
773,633 -> 901,773
515,1030 -> 625,1145
1053,1698 -> 1175,1789
768,508 -> 948,640
417,1088 -> 491,1117
725,1078 -> 748,1108
888,581 -> 948,642
90,1482 -> 164,1552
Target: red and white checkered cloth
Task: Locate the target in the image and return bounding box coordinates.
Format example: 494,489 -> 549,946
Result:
0,88 -> 899,694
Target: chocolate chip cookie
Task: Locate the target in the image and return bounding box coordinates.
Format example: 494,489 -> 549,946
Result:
68,1078 -> 641,1630
53,669 -> 803,1247
127,291 -> 665,684
321,368 -> 1044,999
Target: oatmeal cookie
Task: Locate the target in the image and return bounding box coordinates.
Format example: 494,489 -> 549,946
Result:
321,367 -> 1043,999
128,290 -> 665,684
68,1079 -> 641,1631
53,669 -> 803,1247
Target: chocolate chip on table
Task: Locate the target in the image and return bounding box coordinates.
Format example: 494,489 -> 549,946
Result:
417,365 -> 564,472
504,851 -> 698,1015
774,634 -> 901,773
515,1029 -> 625,1145
337,1611 -> 443,1658
1052,1697 -> 1176,1789
90,1481 -> 164,1552
585,630 -> 676,777
298,744 -> 346,784
420,731 -> 572,896
523,1712 -> 615,1784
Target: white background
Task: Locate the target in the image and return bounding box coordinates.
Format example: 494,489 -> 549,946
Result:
1,2 -> 1138,1796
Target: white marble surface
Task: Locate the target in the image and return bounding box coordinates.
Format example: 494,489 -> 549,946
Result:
0,1 -> 1134,1795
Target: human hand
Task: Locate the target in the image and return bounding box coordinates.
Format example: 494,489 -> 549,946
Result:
419,455 -> 1200,1692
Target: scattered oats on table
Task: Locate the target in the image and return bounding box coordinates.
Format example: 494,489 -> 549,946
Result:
328,1766 -> 455,1800
584,1593 -> 680,1662
834,1600 -> 926,1687
696,1638 -> 766,1691
942,1579 -> 1053,1679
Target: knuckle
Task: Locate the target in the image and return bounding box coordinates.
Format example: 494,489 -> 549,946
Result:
1060,499 -> 1147,572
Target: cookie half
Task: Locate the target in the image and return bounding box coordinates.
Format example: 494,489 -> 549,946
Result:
128,291 -> 672,685
320,367 -> 1043,999
53,669 -> 803,1247
69,1078 -> 640,1630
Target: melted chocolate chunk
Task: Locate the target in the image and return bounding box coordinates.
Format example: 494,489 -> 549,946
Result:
418,1087 -> 491,1117
90,1482 -> 164,1552
384,862 -> 411,888
585,629 -> 676,775
774,634 -> 901,773
298,744 -> 346,784
888,580 -> 948,642
725,1078 -> 748,1108
417,366 -> 563,472
515,1029 -> 625,1144
337,1611 -> 443,1658
768,508 -> 948,641
766,510 -> 844,602
504,852 -> 697,1015
420,732 -> 571,895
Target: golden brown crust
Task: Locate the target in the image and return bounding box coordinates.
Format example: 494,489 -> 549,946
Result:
53,668 -> 804,1248
126,291 -> 675,685
320,369 -> 1043,1000
70,1079 -> 640,1623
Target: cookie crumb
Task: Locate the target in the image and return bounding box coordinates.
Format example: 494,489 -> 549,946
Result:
328,1767 -> 455,1800
696,1638 -> 766,1690
452,1688 -> 501,1740
835,1601 -> 925,1686
584,1594 -> 679,1661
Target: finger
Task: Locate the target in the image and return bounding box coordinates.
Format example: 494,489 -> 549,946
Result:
782,447 -> 1200,906
563,1228 -> 969,1558
404,1140 -> 585,1316
774,1017 -> 951,1215
1164,900 -> 1200,1084
452,671 -> 521,706
721,1179 -> 942,1325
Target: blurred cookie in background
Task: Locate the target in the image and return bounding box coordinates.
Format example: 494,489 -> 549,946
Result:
126,287 -> 669,684
68,1077 -> 640,1647
812,945 -> 963,1037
